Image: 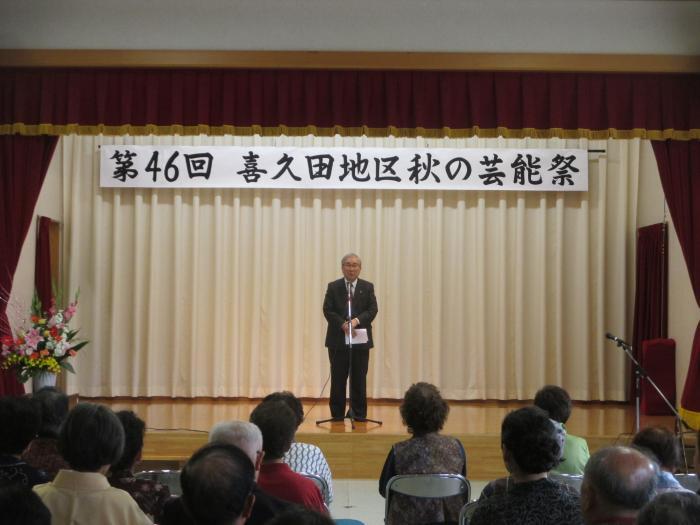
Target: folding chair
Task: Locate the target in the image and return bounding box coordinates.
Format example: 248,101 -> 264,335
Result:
548,472 -> 583,493
135,469 -> 182,496
299,472 -> 331,511
384,473 -> 470,524
674,473 -> 699,492
458,500 -> 480,525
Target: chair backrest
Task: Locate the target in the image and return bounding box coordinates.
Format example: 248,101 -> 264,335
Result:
549,472 -> 584,493
384,474 -> 471,524
135,469 -> 182,496
674,473 -> 699,492
458,500 -> 480,525
299,472 -> 330,506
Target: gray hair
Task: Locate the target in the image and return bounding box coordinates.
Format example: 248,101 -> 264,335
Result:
209,420 -> 262,463
584,446 -> 658,511
341,253 -> 361,266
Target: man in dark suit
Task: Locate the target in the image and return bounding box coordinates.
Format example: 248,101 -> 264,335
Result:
323,253 -> 378,421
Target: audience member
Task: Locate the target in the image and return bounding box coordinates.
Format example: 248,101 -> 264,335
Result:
534,385 -> 590,475
108,410 -> 171,522
472,406 -> 583,525
250,400 -> 326,513
632,425 -> 691,493
21,387 -> 70,478
0,396 -> 50,486
379,382 -> 467,525
33,402 -> 152,525
208,420 -> 294,524
580,446 -> 657,525
264,391 -> 334,503
265,507 -> 335,525
0,480 -> 51,525
637,491 -> 700,525
178,443 -> 256,525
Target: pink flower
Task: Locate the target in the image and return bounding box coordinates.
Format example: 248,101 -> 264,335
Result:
64,303 -> 77,321
24,328 -> 43,350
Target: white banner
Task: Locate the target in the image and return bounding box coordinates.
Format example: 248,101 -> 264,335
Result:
100,145 -> 588,191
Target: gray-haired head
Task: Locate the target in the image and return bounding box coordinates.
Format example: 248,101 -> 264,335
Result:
341,253 -> 362,266
209,420 -> 263,464
581,446 -> 658,522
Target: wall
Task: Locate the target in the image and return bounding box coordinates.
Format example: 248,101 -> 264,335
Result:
1,0 -> 699,54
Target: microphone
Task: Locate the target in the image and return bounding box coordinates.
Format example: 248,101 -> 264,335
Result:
606,332 -> 631,347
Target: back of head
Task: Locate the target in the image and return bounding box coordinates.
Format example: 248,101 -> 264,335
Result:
400,382 -> 449,436
249,400 -> 296,460
262,391 -> 304,428
209,420 -> 263,464
533,385 -> 572,424
637,491 -> 700,525
631,426 -> 681,471
181,443 -> 255,525
583,446 -> 657,513
0,481 -> 51,525
58,402 -> 124,472
32,387 -> 69,438
0,396 -> 41,455
111,410 -> 145,473
265,507 -> 335,525
501,406 -> 560,474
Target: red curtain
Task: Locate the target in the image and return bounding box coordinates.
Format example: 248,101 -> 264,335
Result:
631,223 -> 670,408
35,216 -> 54,312
651,140 -> 700,428
632,223 -> 668,360
1,69 -> 699,136
0,135 -> 58,396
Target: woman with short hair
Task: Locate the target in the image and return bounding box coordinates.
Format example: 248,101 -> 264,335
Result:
379,382 -> 467,525
33,402 -> 152,525
472,406 -> 583,525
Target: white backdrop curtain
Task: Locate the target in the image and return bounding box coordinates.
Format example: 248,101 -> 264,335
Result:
52,134 -> 641,400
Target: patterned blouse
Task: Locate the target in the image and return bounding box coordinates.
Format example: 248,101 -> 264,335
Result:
108,468 -> 171,522
379,433 -> 467,525
471,477 -> 584,525
284,442 -> 334,503
21,437 -> 69,479
0,454 -> 50,487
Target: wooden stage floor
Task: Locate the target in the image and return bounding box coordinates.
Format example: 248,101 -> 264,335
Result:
87,397 -> 679,480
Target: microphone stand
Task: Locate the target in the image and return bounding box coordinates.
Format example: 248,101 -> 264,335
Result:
345,285 -> 356,429
606,333 -> 694,470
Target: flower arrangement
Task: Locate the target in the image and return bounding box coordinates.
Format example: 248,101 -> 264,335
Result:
1,291 -> 88,383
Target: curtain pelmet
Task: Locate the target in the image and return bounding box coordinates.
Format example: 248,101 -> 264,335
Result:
1,69 -> 699,138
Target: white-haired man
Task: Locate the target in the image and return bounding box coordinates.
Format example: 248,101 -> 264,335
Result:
160,421 -> 293,525
323,253 -> 378,421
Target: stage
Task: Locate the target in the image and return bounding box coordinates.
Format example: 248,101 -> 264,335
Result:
83,397 -> 686,480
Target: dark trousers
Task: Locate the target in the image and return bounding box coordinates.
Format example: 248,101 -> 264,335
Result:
328,345 -> 369,419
